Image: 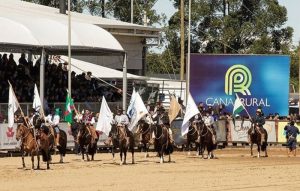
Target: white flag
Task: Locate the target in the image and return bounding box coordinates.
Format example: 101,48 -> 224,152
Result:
128,93 -> 148,131
8,84 -> 19,128
181,93 -> 200,136
126,88 -> 136,118
33,84 -> 42,112
233,93 -> 246,116
96,97 -> 113,136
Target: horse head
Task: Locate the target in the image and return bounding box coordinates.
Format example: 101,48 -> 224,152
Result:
16,124 -> 27,141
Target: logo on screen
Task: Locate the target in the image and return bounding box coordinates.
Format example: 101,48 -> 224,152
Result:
225,65 -> 252,95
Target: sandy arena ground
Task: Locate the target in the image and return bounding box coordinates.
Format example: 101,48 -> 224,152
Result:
1,148 -> 300,191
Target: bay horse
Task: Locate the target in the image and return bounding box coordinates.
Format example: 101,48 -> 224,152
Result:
198,121 -> 216,159
136,119 -> 152,158
248,123 -> 268,158
111,124 -> 135,165
186,121 -> 200,156
153,120 -> 173,163
34,116 -> 67,163
16,123 -> 50,169
77,123 -> 99,161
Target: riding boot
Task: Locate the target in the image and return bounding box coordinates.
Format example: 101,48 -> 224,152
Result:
139,134 -> 143,145
104,137 -> 112,145
261,133 -> 265,144
212,134 -> 216,145
126,137 -> 130,146
56,133 -> 60,147
150,131 -> 155,144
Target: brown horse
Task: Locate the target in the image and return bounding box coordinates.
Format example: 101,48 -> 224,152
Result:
34,116 -> 67,163
16,124 -> 50,169
111,124 -> 135,165
77,123 -> 99,161
153,123 -> 173,163
198,121 -> 216,159
137,120 -> 152,158
248,123 -> 268,158
186,121 -> 200,156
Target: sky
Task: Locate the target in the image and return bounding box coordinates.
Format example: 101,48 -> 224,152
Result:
153,0 -> 300,46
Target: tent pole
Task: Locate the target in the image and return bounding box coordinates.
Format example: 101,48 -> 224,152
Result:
68,0 -> 72,96
40,48 -> 46,108
123,53 -> 127,111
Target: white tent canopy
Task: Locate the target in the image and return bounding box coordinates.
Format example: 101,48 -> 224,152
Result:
60,56 -> 144,80
0,13 -> 124,55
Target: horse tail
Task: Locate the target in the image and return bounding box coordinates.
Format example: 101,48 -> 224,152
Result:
261,131 -> 268,152
58,130 -> 67,156
41,149 -> 51,162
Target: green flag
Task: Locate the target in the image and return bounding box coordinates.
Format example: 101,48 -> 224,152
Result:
64,93 -> 74,124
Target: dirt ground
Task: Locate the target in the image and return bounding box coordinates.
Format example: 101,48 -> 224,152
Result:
1,148 -> 300,191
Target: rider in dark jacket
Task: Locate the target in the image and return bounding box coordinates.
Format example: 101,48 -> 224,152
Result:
251,108 -> 266,142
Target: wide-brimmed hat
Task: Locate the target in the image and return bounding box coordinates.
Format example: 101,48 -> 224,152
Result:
256,109 -> 262,113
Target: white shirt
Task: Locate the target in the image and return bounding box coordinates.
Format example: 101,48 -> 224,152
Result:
114,114 -> 129,125
45,114 -> 53,124
203,115 -> 214,126
52,115 -> 60,126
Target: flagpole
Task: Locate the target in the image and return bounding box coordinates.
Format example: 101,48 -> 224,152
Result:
185,0 -> 191,106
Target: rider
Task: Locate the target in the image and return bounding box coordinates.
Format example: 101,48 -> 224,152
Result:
82,109 -> 97,143
251,108 -> 266,143
45,108 -> 61,147
152,107 -> 174,144
203,110 -> 216,144
104,107 -> 130,145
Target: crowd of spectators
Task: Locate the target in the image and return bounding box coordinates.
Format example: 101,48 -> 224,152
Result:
0,53 -> 122,103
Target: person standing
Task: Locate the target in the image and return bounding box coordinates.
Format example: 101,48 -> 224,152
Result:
284,120 -> 300,157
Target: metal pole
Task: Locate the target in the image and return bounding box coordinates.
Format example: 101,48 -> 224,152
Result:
131,0 -> 133,23
186,0 -> 191,105
180,0 -> 185,81
123,53 -> 127,111
68,0 -> 72,96
40,48 -> 45,108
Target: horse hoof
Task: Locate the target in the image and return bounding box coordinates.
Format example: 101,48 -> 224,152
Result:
120,162 -> 123,166
59,160 -> 63,163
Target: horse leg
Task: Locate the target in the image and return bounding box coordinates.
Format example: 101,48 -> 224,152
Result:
60,154 -> 63,163
120,149 -> 123,165
22,151 -> 26,168
168,153 -> 171,162
112,147 -> 115,163
132,147 -> 135,164
257,144 -> 261,158
250,143 -> 253,157
37,151 -> 40,170
81,147 -> 85,161
265,147 -> 268,157
160,148 -> 164,164
31,153 -> 34,170
124,149 -> 127,165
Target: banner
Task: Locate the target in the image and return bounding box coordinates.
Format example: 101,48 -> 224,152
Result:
0,123 -> 109,150
229,120 -> 276,142
190,54 -> 290,116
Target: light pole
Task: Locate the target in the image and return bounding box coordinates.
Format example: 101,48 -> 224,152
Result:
68,0 -> 71,96
186,0 -> 191,104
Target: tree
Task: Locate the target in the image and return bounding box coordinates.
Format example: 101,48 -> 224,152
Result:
22,0 -> 85,12
167,0 -> 294,54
